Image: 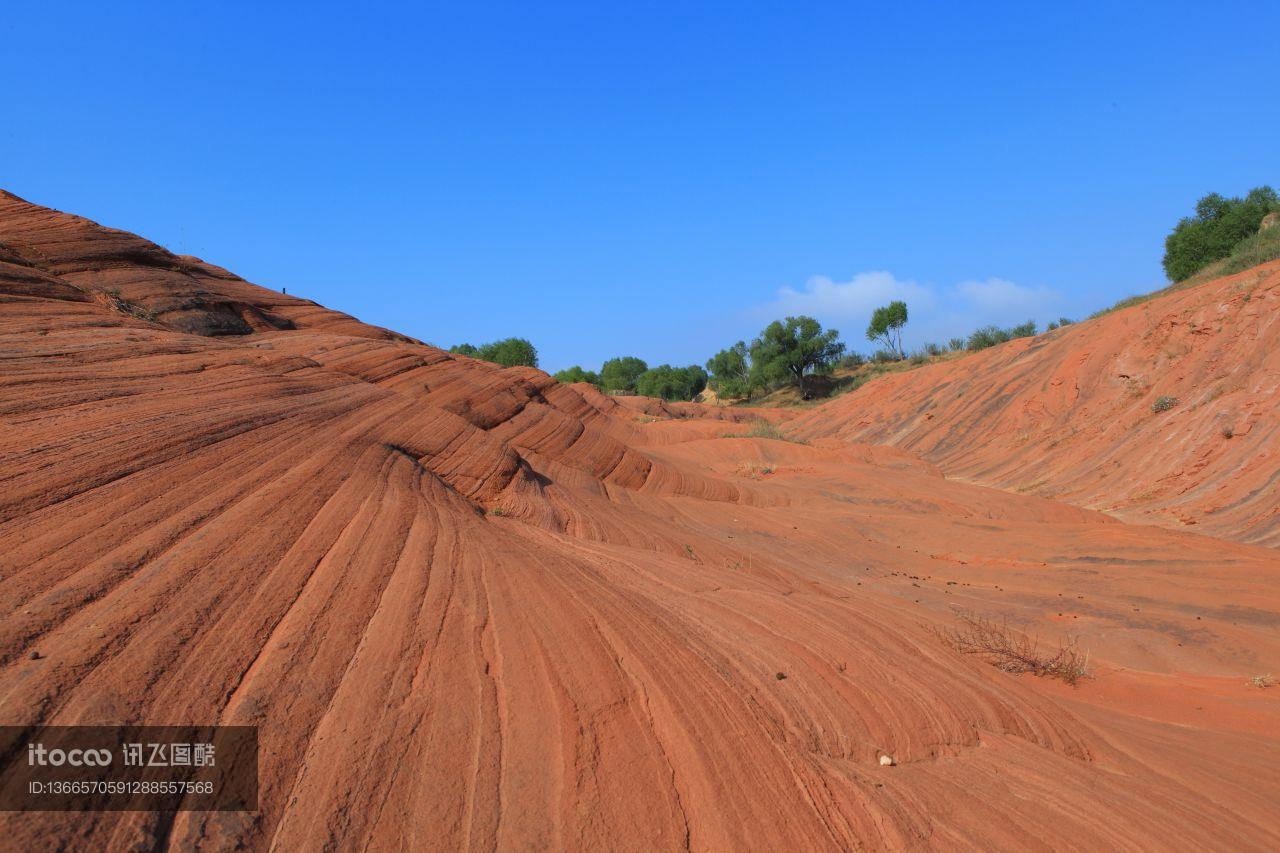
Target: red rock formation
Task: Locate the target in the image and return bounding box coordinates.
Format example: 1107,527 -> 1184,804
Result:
792,265 -> 1280,547
1,191 -> 1278,850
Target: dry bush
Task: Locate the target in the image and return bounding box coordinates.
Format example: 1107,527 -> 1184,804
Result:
745,419 -> 785,440
743,419 -> 808,443
735,462 -> 775,480
936,613 -> 1090,685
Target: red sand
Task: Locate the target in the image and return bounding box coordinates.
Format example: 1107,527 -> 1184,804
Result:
1,190 -> 1278,850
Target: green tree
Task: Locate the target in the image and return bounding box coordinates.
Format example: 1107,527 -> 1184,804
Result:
705,341 -> 753,399
749,316 -> 845,399
1163,186 -> 1280,281
553,365 -> 601,387
449,338 -> 537,367
636,364 -> 708,401
599,356 -> 648,393
475,337 -> 538,368
865,300 -> 908,359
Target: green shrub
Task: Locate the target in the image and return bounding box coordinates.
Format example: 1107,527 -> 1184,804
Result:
1151,395 -> 1178,413
966,320 -> 1037,351
479,338 -> 538,367
966,325 -> 1011,351
1163,186 -> 1279,281
450,338 -> 538,367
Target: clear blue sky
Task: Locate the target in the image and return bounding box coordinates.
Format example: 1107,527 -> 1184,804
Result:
4,2 -> 1277,371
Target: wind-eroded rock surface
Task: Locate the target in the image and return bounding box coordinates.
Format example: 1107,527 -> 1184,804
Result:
1,190 -> 1278,850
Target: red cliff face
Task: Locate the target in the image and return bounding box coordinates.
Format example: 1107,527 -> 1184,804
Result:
2,191 -> 1278,850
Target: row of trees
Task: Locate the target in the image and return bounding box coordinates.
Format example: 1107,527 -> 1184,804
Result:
553,358 -> 709,401
551,306 -> 908,401
552,317 -> 850,401
459,301 -> 1073,402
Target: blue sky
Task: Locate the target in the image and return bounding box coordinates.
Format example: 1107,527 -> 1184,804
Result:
3,2 -> 1277,372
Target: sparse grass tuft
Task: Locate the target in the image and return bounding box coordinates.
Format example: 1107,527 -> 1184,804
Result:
735,462 -> 775,480
743,419 -> 807,443
936,612 -> 1091,685
104,289 -> 158,323
1250,674 -> 1277,689
1220,218 -> 1280,276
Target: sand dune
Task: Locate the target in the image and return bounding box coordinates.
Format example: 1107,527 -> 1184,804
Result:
1,190 -> 1277,850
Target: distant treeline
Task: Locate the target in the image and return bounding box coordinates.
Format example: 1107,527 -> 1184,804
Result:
449,185 -> 1277,403
554,316 -> 845,401
554,359 -> 708,402
470,302 -> 1090,405
449,311 -> 1078,404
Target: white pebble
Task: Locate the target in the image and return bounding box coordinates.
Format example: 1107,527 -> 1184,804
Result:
879,755 -> 894,766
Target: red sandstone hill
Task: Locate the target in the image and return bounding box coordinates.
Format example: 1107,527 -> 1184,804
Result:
792,265 -> 1280,547
1,191 -> 1278,851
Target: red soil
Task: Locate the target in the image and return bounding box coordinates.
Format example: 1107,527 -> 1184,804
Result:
1,189 -> 1277,850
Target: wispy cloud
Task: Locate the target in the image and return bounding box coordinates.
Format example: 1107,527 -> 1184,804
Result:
753,271 -> 1063,352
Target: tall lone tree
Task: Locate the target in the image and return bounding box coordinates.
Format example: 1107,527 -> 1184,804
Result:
749,316 -> 845,399
866,300 -> 908,359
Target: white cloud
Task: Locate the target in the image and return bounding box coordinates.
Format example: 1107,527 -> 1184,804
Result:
765,271 -> 937,319
753,271 -> 1063,352
954,277 -> 1058,315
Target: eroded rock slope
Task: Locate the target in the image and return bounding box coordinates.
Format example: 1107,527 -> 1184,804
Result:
2,191 -> 1278,851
